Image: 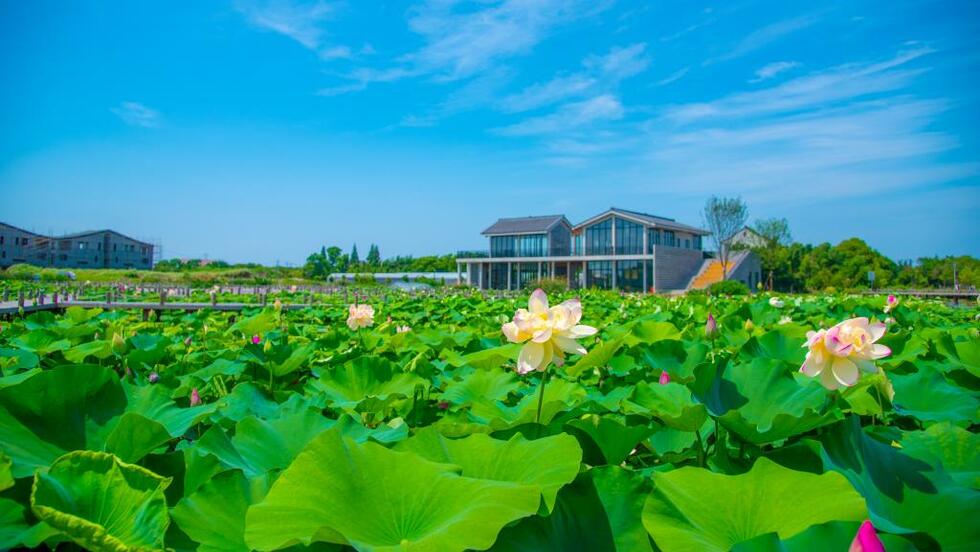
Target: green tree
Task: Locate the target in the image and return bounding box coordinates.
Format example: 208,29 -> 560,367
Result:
366,244 -> 381,267
752,217 -> 792,290
350,244 -> 360,268
702,196 -> 749,280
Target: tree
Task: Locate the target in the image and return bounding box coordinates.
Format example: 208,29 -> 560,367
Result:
702,196 -> 748,280
753,217 -> 792,290
349,244 -> 360,269
366,244 -> 381,267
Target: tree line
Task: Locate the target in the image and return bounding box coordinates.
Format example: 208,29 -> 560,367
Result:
302,244 -> 469,279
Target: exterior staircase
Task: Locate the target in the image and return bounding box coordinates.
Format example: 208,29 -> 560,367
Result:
686,251 -> 750,290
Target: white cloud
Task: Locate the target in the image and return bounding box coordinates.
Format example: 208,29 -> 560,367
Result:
110,102 -> 160,128
704,13 -> 821,65
656,67 -> 690,86
498,42 -> 648,113
494,94 -> 624,136
237,0 -> 352,59
751,61 -> 800,82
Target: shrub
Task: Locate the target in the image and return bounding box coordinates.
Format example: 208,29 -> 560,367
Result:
708,279 -> 749,296
526,277 -> 567,295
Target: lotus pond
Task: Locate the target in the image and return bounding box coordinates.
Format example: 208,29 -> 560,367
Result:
0,290 -> 977,551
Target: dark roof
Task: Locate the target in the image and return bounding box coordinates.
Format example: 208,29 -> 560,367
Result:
0,222 -> 43,236
482,215 -> 569,235
54,229 -> 153,246
574,207 -> 709,235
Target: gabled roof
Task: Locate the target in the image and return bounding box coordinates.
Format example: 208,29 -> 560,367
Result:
55,229 -> 153,246
482,215 -> 570,236
573,207 -> 710,235
0,222 -> 43,236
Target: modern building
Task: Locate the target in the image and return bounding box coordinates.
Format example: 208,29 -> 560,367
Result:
456,207 -> 760,292
0,222 -> 155,270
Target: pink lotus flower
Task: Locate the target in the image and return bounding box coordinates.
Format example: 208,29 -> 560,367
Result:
849,520 -> 885,552
347,304 -> 375,330
251,335 -> 261,345
884,294 -> 899,313
705,313 -> 718,340
148,372 -> 159,383
190,388 -> 201,406
502,289 -> 597,375
659,371 -> 670,385
800,317 -> 891,390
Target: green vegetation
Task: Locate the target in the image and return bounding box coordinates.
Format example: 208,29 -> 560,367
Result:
0,290 -> 976,551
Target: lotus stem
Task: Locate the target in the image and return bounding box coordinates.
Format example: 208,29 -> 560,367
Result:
535,370 -> 549,424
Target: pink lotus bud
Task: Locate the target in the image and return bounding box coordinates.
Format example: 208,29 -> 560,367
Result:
705,313 -> 719,340
887,294 -> 897,305
849,520 -> 885,552
659,371 -> 670,385
190,388 -> 201,406
148,372 -> 159,383
438,401 -> 450,410
251,335 -> 261,345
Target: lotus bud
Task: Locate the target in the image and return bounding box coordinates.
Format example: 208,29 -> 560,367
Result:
659,371 -> 670,385
94,332 -> 100,340
251,334 -> 261,345
190,388 -> 201,406
849,520 -> 884,552
438,401 -> 449,410
148,372 -> 159,383
263,340 -> 272,353
744,319 -> 754,331
273,298 -> 282,312
184,336 -> 192,347
884,294 -> 898,313
705,314 -> 719,340
111,332 -> 126,353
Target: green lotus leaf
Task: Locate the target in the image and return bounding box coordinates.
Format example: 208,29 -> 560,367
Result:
395,428 -> 582,512
592,466 -> 655,552
626,320 -> 682,346
899,422 -> 980,489
890,369 -> 978,425
172,469 -> 271,552
0,497 -> 62,550
816,417 -> 980,551
0,449 -> 12,491
0,347 -> 39,371
642,457 -> 867,552
738,328 -> 807,365
194,407 -> 332,476
0,364 -> 126,476
314,355 -> 426,410
228,309 -> 277,339
565,414 -> 656,465
730,521 -> 920,552
441,367 -> 519,406
444,343 -> 521,370
932,333 -> 980,377
624,381 -> 707,431
704,358 -> 837,444
244,428 -> 539,551
63,339 -> 113,363
124,334 -> 170,367
469,377 -> 587,428
634,340 -> 709,381
31,450 -> 171,552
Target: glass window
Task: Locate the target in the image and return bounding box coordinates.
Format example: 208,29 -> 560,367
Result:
586,261 -> 613,289
647,228 -> 660,252
615,217 -> 643,255
585,219 -> 612,255
518,234 -> 546,257
663,230 -> 676,247
694,235 -> 702,250
616,260 -> 643,291
490,236 -> 515,257
490,263 -> 509,289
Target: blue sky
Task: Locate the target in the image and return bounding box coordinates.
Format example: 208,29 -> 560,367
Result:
1,0 -> 978,265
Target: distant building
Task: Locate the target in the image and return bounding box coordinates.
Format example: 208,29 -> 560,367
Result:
456,207 -> 760,292
0,222 -> 154,270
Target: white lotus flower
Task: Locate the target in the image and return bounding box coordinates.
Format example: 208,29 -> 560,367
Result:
502,289 -> 597,375
346,304 -> 375,331
769,297 -> 785,308
800,317 -> 891,390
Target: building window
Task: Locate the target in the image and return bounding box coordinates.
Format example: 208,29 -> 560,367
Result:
490,236 -> 515,257
617,260 -> 643,291
614,217 -> 643,255
694,235 -> 702,250
586,261 -> 613,289
573,234 -> 583,255
685,239 -> 690,249
0,236 -> 4,245
79,242 -> 87,250
517,234 -> 546,257
663,230 -> 676,247
585,219 -> 613,255
490,263 -> 509,289
113,244 -> 117,251
22,238 -> 30,246
647,228 -> 660,252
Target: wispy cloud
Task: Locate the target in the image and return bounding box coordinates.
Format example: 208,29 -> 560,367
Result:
751,61 -> 800,82
499,43 -> 648,113
493,94 -> 624,136
111,102 -> 160,128
704,13 -> 821,65
236,0 -> 347,56
656,66 -> 690,86
638,46 -> 975,202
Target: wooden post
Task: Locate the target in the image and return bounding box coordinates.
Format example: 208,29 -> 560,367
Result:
2,288 -> 8,301
160,288 -> 166,306
210,291 -> 217,306
142,308 -> 149,322
18,290 -> 25,308
53,291 -> 59,305
106,290 -> 112,305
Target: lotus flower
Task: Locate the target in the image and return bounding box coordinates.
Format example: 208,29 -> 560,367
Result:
251,334 -> 261,345
111,333 -> 126,354
705,314 -> 719,340
501,289 -> 597,375
397,325 -> 411,333
744,319 -> 754,331
347,304 -> 375,330
273,298 -> 282,312
148,372 -> 159,383
849,520 -> 885,552
778,315 -> 793,325
659,371 -> 670,385
800,317 -> 891,390
190,388 -> 201,406
769,297 -> 785,308
884,294 -> 898,313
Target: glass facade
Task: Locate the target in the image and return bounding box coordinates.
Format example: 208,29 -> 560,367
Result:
586,261 -> 613,289
490,234 -> 547,257
490,263 -> 509,289
615,217 -> 644,254
663,230 -> 676,247
617,260 -> 643,292
585,219 -> 612,255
